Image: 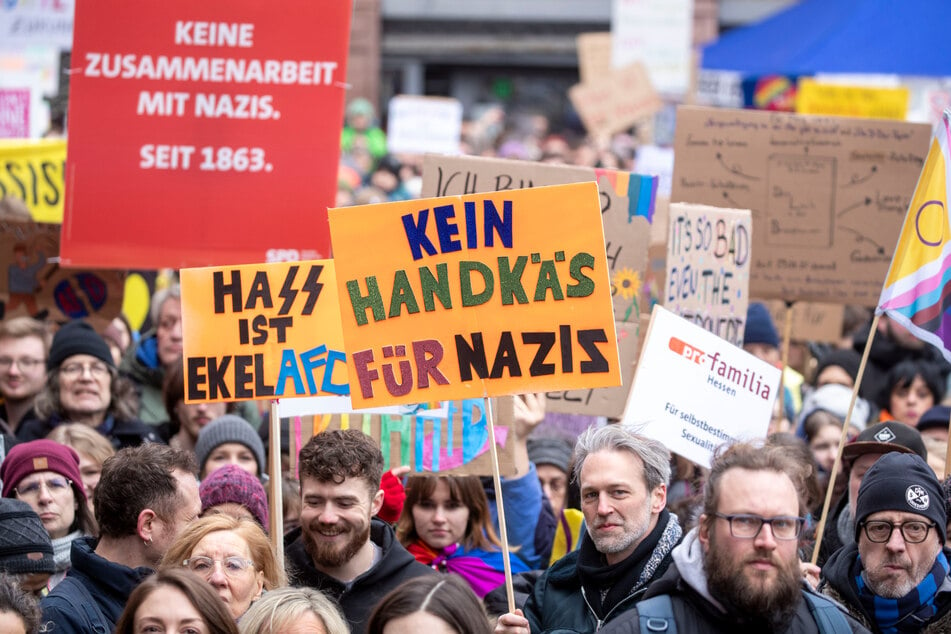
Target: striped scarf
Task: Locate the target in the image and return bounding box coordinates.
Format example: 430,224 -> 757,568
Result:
854,550 -> 949,633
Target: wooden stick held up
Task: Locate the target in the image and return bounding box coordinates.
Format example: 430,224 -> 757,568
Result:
811,313 -> 880,566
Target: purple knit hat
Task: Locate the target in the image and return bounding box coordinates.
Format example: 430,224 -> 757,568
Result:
199,464 -> 268,530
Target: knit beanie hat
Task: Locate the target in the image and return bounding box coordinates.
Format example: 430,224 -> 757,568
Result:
743,303 -> 780,348
855,452 -> 947,543
48,320 -> 115,371
527,437 -> 573,474
199,464 -> 268,530
195,415 -> 266,478
0,498 -> 55,575
0,439 -> 87,503
813,348 -> 862,385
917,405 -> 951,434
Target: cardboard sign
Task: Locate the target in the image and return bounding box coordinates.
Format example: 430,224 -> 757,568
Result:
180,260 -> 348,403
568,63 -> 663,138
0,220 -> 124,328
62,1 -> 351,269
671,106 -> 931,305
576,32 -> 612,84
0,90 -> 30,138
545,320 -> 638,418
764,300 -> 846,344
796,79 -> 909,121
0,139 -> 66,223
328,182 -> 622,408
665,203 -> 751,346
421,153 -> 656,325
386,95 -> 462,156
290,397 -> 517,476
611,0 -> 693,97
622,305 -> 780,468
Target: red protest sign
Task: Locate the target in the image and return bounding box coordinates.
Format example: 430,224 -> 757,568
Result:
62,0 -> 351,269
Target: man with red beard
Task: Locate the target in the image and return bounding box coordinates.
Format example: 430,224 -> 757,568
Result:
598,442 -> 866,634
285,429 -> 432,634
820,452 -> 951,632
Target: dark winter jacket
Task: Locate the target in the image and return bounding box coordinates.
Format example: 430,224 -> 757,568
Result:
601,529 -> 869,634
285,518 -> 434,634
819,542 -> 951,633
17,413 -> 161,450
521,509 -> 682,633
40,537 -> 153,634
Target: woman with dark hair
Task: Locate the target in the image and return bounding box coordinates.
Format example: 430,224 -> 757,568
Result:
114,568 -> 238,634
876,359 -> 946,427
396,474 -> 530,598
18,320 -> 160,449
367,574 -> 492,634
0,440 -> 96,590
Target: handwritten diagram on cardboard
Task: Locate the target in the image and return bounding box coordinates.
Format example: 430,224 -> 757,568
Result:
672,106 -> 931,305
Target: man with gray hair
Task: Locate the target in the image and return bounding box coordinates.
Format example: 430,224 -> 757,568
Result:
495,424 -> 682,634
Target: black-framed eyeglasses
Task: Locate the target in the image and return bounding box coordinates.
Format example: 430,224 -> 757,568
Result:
713,513 -> 805,540
860,520 -> 936,544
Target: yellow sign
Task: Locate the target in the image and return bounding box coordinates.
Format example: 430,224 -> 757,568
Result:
180,260 -> 349,403
328,182 -> 621,408
0,139 -> 66,222
796,79 -> 909,120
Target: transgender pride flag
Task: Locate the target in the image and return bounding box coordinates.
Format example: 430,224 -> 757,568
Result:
877,109 -> 951,362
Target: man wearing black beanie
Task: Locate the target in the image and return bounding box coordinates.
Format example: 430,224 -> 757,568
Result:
820,452 -> 951,632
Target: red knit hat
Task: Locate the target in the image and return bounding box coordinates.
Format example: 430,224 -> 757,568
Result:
0,439 -> 87,503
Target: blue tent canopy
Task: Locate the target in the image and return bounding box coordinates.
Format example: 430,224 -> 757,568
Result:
702,0 -> 951,78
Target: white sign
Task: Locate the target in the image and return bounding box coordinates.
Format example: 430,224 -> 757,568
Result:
386,95 -> 462,156
611,0 -> 693,97
622,305 -> 779,467
0,1 -> 74,50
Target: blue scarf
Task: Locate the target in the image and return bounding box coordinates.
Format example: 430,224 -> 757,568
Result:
854,550 -> 949,633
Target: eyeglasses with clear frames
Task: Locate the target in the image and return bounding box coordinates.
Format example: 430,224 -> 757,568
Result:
0,357 -> 45,371
713,513 -> 805,540
15,477 -> 72,498
183,556 -> 255,577
59,361 -> 111,380
861,520 -> 936,544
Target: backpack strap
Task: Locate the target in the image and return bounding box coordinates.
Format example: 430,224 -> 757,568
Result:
635,595 -> 678,634
803,591 -> 851,634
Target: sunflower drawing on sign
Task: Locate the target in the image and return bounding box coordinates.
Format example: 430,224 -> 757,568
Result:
612,267 -> 641,323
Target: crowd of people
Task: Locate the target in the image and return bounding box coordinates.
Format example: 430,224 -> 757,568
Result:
1,105 -> 951,633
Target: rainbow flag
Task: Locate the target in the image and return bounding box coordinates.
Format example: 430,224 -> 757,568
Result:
877,110 -> 951,361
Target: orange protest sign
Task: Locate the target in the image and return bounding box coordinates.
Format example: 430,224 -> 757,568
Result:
180,259 -> 348,403
328,182 -> 621,408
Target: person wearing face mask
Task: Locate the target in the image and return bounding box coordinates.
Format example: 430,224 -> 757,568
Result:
195,415 -> 267,482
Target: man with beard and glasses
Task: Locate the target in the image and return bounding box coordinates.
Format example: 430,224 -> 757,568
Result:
285,429 -> 432,634
495,425 -> 683,634
598,442 -> 867,634
820,452 -> 951,632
